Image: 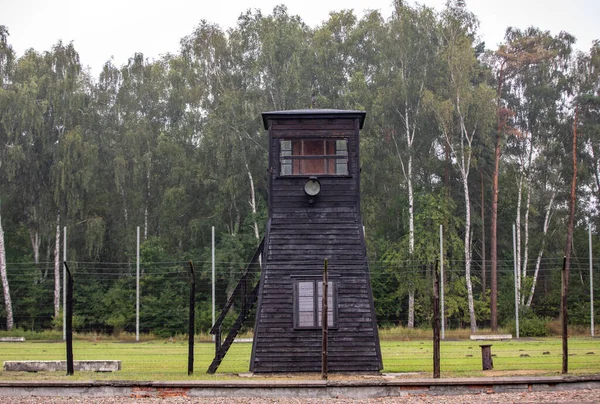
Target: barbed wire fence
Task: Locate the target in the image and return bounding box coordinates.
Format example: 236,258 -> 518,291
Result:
1,256 -> 598,333
1,255 -> 598,374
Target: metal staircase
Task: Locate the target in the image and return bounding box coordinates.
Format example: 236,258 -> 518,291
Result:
206,238 -> 264,374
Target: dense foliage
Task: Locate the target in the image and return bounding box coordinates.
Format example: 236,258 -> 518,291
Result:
0,1 -> 599,336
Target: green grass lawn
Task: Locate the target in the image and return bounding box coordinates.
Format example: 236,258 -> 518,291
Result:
0,338 -> 599,380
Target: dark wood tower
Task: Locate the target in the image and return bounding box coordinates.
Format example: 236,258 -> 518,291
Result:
250,109 -> 382,373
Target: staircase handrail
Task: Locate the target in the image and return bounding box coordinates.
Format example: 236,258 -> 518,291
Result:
209,237 -> 264,335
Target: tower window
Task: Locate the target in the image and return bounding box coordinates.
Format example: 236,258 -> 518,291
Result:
280,139 -> 348,176
294,279 -> 337,329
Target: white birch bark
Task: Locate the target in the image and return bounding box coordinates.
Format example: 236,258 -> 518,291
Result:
406,109 -> 416,328
236,132 -> 261,243
405,101 -> 415,257
462,163 -> 476,333
526,189 -> 555,307
438,86 -> 477,333
248,168 -> 260,242
54,212 -> 61,319
29,229 -> 40,265
519,137 -> 534,307
457,95 -> 477,334
393,134 -> 416,328
521,180 -> 531,307
392,88 -> 424,329
241,140 -> 262,268
0,208 -> 14,330
406,144 -> 415,328
515,174 -> 523,308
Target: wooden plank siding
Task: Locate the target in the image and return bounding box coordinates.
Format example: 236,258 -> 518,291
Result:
251,110 -> 382,373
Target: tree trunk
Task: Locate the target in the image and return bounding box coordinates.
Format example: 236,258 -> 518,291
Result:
29,229 -> 40,265
490,132 -> 501,332
480,170 -> 486,291
393,118 -> 416,329
527,189 -> 554,307
463,174 -> 477,333
407,154 -> 415,328
408,156 -> 414,254
236,132 -> 261,243
54,212 -> 61,319
490,65 -> 505,332
522,180 -> 531,306
0,209 -> 14,330
456,93 -> 477,334
405,99 -> 417,329
241,139 -> 262,268
407,290 -> 415,328
515,174 -> 523,308
444,140 -> 451,193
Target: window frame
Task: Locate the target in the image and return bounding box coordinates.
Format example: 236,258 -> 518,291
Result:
292,278 -> 338,330
278,138 -> 350,177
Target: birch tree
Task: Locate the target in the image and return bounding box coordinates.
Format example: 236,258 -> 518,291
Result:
378,1 -> 438,328
505,28 -> 574,309
487,28 -> 565,330
578,42 -> 600,211
0,201 -> 13,330
430,1 -> 495,333
0,28 -> 13,329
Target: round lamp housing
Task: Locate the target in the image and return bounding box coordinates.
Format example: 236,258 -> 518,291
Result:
304,177 -> 321,197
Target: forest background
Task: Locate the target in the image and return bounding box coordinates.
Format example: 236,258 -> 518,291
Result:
0,0 -> 599,337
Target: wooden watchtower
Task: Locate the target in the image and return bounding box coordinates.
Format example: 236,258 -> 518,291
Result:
207,109 -> 382,374
249,109 -> 382,373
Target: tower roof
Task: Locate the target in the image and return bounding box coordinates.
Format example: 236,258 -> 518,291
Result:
262,109 -> 366,130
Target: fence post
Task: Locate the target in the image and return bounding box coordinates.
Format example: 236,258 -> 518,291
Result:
63,227 -> 67,341
433,260 -> 440,379
212,226 -> 215,342
64,261 -> 74,376
136,226 -> 140,342
439,224 -> 445,340
590,222 -> 594,337
562,256 -> 568,374
513,224 -> 519,338
480,344 -> 493,370
188,261 -> 195,375
322,258 -> 328,380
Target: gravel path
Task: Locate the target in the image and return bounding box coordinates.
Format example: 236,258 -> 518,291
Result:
1,390 -> 599,404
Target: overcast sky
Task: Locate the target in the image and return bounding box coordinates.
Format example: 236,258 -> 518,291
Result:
2,0 -> 598,76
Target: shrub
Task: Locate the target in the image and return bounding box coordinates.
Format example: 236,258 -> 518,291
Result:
507,314 -> 550,337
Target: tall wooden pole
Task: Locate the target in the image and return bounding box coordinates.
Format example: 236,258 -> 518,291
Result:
440,225 -> 445,340
490,63 -> 505,333
321,258 -> 328,380
590,222 -> 595,337
63,227 -> 67,341
212,226 -> 215,342
561,256 -> 568,374
188,261 -> 196,375
64,261 -> 74,376
563,106 -> 578,374
513,223 -> 519,338
433,260 -> 440,379
136,226 -> 140,342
